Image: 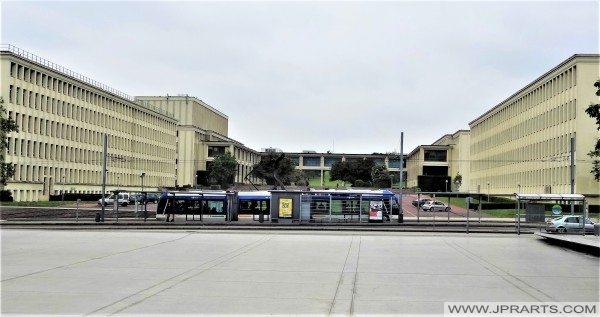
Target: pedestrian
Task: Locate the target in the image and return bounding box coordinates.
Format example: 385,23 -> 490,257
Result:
157,189 -> 170,222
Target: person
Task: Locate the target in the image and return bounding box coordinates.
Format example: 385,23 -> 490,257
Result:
157,189 -> 171,222
165,200 -> 175,222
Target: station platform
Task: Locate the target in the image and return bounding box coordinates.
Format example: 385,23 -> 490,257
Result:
535,231 -> 600,255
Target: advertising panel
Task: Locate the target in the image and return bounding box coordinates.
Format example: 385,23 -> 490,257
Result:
279,198 -> 293,218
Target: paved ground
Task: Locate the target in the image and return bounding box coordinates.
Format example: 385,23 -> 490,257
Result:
1,229 -> 598,316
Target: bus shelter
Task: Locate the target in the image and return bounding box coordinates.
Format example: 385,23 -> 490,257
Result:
269,189 -> 399,224
515,193 -> 588,235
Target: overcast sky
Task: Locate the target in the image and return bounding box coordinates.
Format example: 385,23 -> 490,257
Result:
1,1 -> 598,154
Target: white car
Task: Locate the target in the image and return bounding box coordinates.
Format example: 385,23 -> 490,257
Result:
98,193 -> 129,206
545,216 -> 595,233
421,201 -> 450,212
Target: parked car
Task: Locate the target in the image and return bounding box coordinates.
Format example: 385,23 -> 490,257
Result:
98,192 -> 129,206
412,198 -> 432,207
545,216 -> 595,233
129,193 -> 159,204
421,201 -> 450,212
146,193 -> 159,203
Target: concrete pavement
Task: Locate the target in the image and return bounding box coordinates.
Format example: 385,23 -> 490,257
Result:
1,229 -> 598,316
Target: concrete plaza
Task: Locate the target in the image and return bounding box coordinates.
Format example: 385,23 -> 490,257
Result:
1,229 -> 598,316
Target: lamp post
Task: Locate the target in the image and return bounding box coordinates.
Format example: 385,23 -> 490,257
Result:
140,172 -> 146,192
445,179 -> 448,192
62,175 -> 65,201
487,182 -> 490,202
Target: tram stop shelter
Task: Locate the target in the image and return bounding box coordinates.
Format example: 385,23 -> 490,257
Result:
269,189 -> 398,224
515,193 -> 588,235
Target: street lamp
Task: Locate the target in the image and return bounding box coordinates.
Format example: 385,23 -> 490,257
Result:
487,182 -> 490,202
140,172 -> 146,192
445,179 -> 448,192
62,175 -> 65,201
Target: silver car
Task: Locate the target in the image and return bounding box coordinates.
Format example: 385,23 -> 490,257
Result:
545,216 -> 595,233
421,201 -> 450,212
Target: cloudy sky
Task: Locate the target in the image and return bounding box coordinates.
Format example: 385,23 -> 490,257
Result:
1,1 -> 598,154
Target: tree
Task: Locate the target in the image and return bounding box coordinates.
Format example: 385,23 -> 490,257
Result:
330,161 -> 354,185
1,97 -> 18,187
329,159 -> 377,187
250,152 -> 296,186
453,172 -> 462,191
208,151 -> 237,189
371,165 -> 391,188
585,80 -> 600,181
289,169 -> 308,186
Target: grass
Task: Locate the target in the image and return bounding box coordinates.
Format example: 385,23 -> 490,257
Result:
307,171 -> 346,188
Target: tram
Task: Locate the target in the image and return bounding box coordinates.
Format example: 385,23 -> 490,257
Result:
158,189 -> 400,222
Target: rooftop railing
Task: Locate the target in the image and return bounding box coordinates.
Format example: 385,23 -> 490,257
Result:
1,44 -> 174,119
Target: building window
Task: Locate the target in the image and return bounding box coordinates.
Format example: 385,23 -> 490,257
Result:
424,150 -> 447,162
324,157 -> 340,167
207,146 -> 227,157
303,157 -> 320,167
288,157 -> 300,166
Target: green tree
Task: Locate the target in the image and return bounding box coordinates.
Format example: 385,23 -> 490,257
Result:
290,169 -> 308,186
352,158 -> 376,184
330,161 -> 354,185
371,165 -> 391,188
250,153 -> 296,186
1,97 -> 18,187
453,172 -> 463,191
330,159 -> 377,186
585,80 -> 600,181
208,151 -> 237,189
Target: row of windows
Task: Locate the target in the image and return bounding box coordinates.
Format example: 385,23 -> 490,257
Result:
473,66 -> 576,134
8,111 -> 175,158
10,164 -> 171,189
10,62 -> 172,124
288,156 -> 405,168
471,134 -> 574,172
472,99 -> 576,154
7,85 -> 175,143
5,136 -> 175,173
477,101 -> 576,152
471,165 -> 571,194
7,111 -> 176,157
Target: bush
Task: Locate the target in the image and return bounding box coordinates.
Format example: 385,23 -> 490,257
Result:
295,180 -> 309,186
0,190 -> 14,202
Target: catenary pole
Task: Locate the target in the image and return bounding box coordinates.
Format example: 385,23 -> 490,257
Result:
101,134 -> 107,222
398,132 -> 404,223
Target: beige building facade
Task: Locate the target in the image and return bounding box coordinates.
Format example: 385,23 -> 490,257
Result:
1,45 -> 178,201
469,54 -> 600,203
135,96 -> 261,189
406,54 -> 599,207
405,130 -> 471,192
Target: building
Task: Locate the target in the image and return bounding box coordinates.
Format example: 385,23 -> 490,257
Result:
406,54 -> 599,207
268,150 -> 406,187
469,54 -> 600,204
135,95 -> 262,188
405,130 -> 470,192
0,45 -> 260,201
0,45 -> 178,201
